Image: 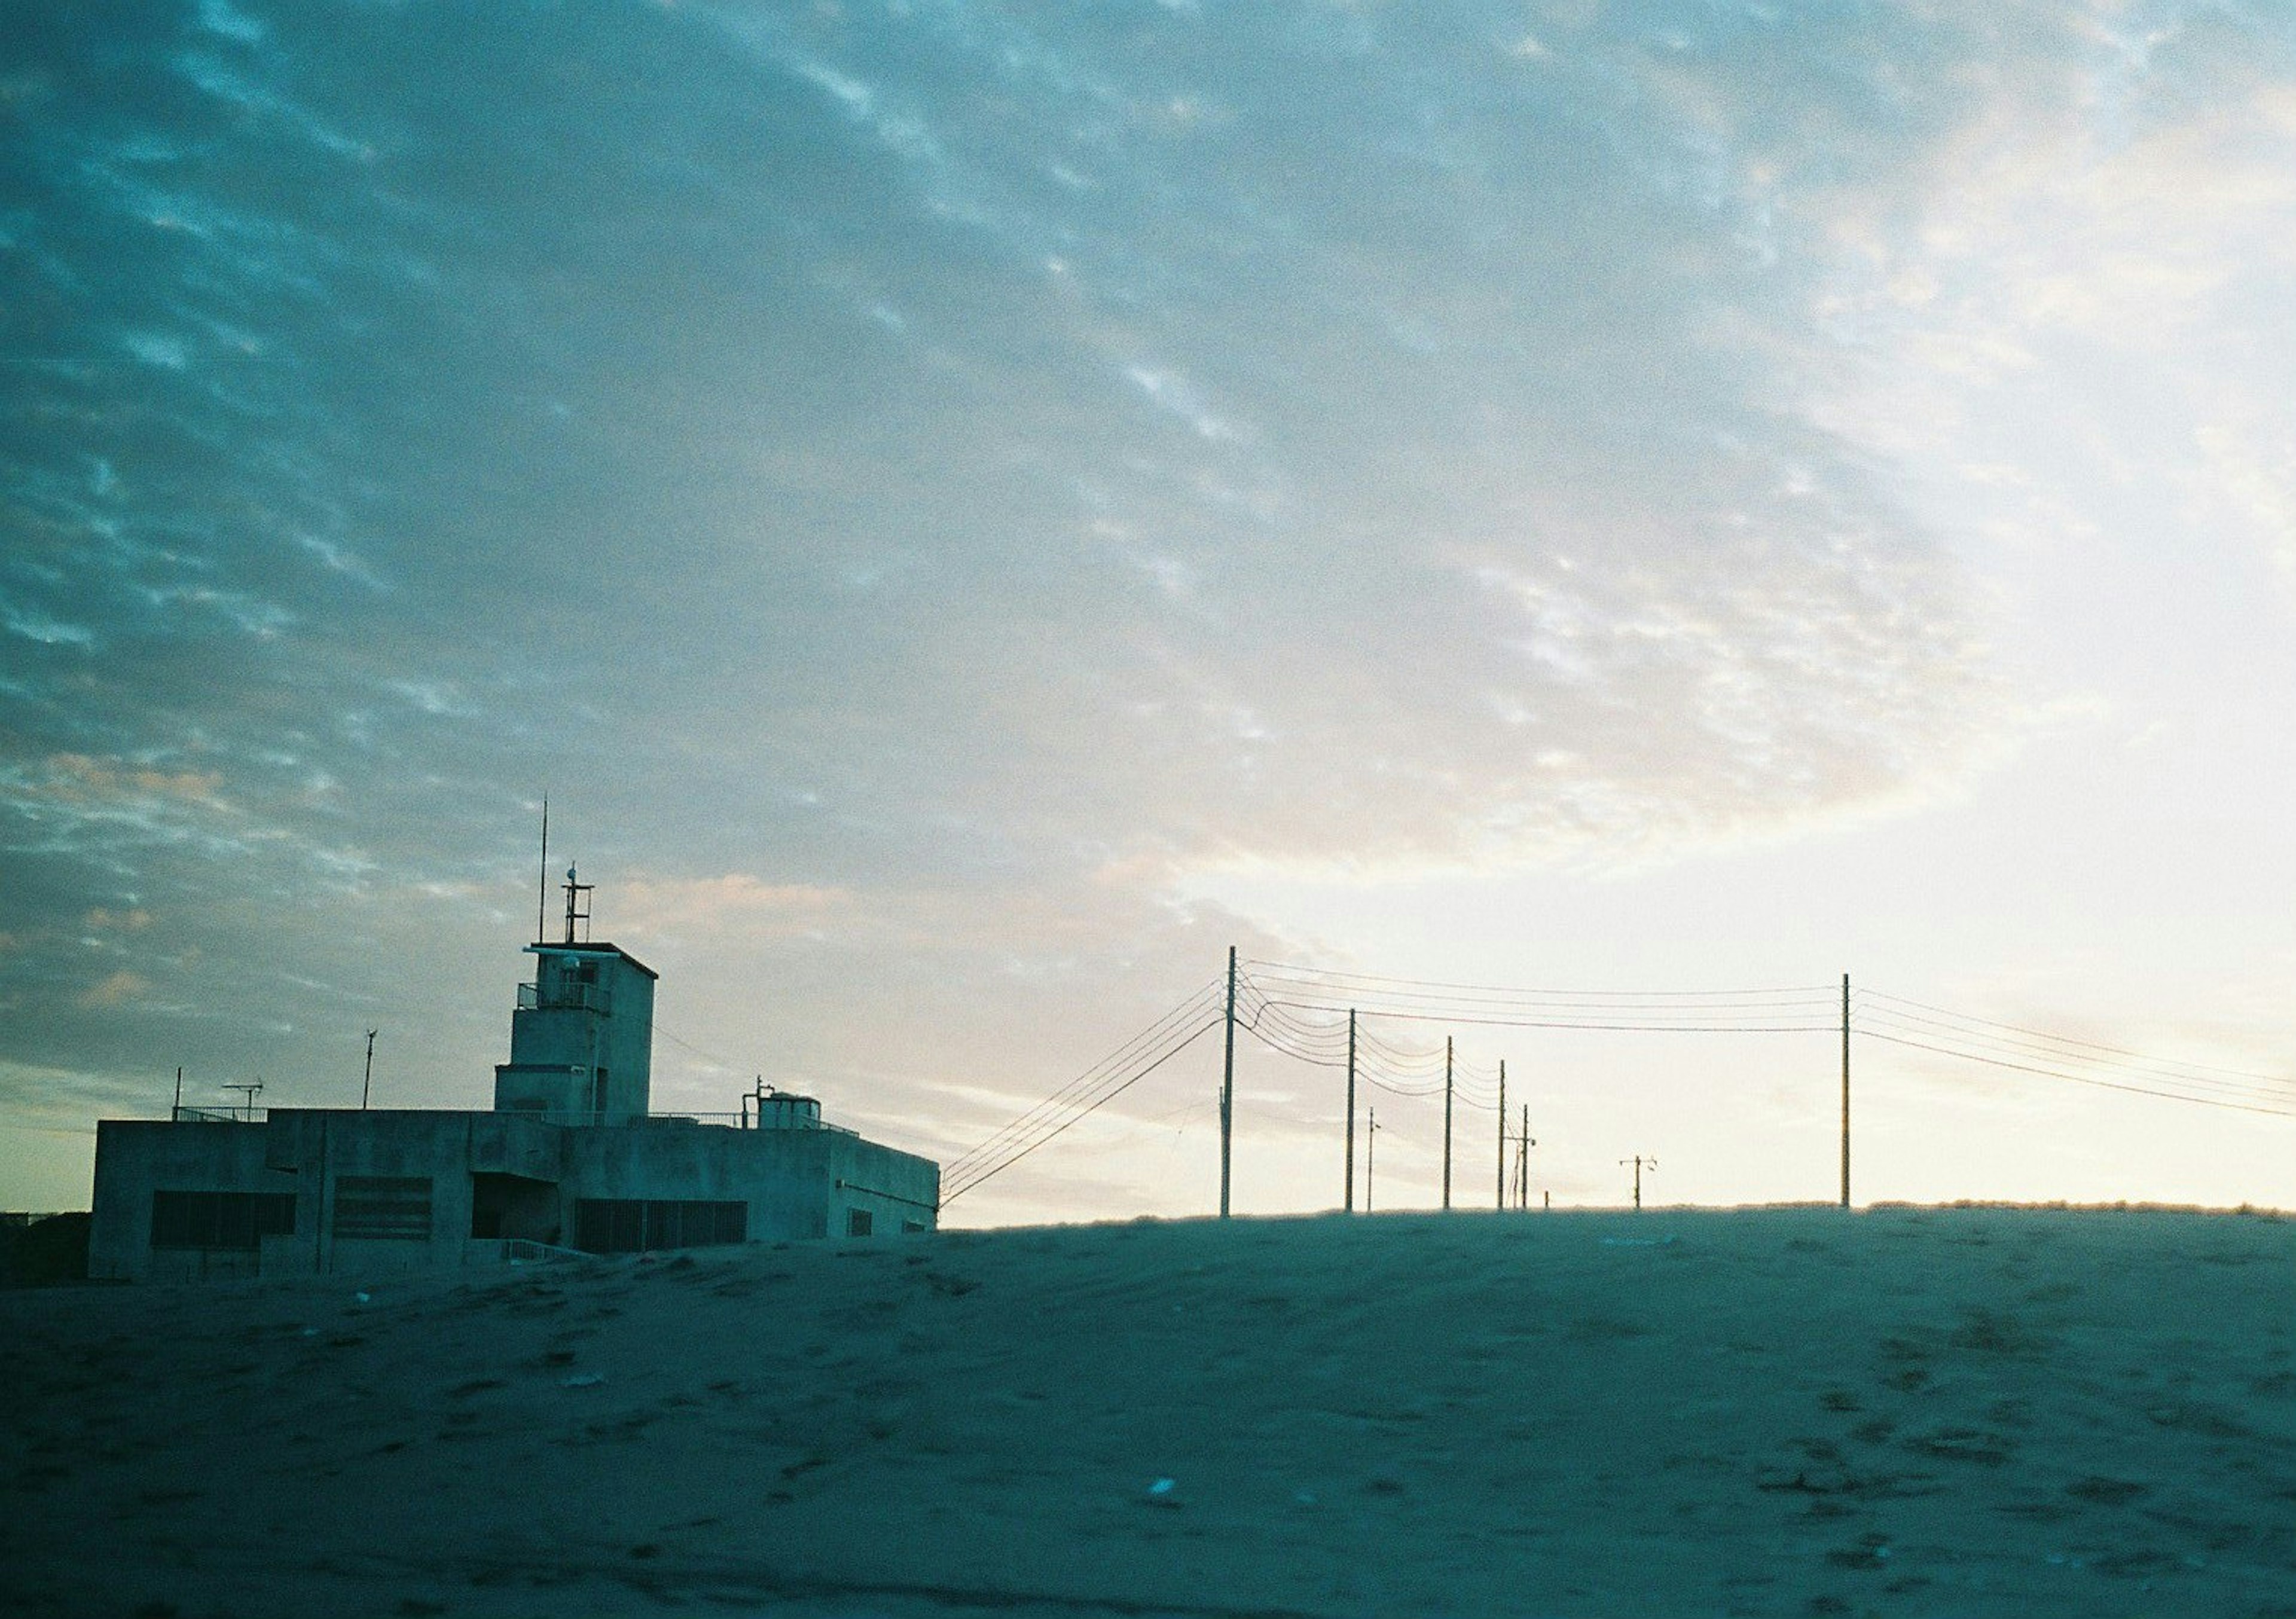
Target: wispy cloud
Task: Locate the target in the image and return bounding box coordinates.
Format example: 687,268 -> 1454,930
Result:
5,0 -> 2294,1217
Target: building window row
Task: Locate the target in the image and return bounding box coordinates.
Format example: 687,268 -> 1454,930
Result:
150,1190 -> 297,1251
334,1175 -> 435,1241
575,1198 -> 747,1255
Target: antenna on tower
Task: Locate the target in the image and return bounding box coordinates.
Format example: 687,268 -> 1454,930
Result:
562,865 -> 593,945
536,797 -> 549,945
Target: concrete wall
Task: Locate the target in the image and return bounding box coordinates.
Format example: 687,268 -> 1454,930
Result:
559,1121 -> 838,1239
826,1131 -> 942,1237
90,1107 -> 938,1281
490,1062 -> 590,1120
90,1120 -> 294,1282
493,948 -> 655,1120
556,1122 -> 939,1242
277,1110 -> 570,1274
595,958 -> 653,1118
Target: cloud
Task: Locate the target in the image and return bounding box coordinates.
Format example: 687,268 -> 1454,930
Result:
77,970 -> 150,1009
609,875 -> 854,943
6,0 -> 2293,1217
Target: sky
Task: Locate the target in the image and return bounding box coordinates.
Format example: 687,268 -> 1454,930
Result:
5,0 -> 2295,1224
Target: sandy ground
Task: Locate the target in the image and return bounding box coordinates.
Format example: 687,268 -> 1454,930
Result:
4,1205 -> 2294,1618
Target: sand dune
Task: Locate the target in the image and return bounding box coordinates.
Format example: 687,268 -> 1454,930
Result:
5,1206 -> 2293,1617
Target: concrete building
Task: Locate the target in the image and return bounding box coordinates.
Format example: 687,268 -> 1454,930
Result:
89,887 -> 939,1281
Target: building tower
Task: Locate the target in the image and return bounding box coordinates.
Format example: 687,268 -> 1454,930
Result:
491,868 -> 657,1123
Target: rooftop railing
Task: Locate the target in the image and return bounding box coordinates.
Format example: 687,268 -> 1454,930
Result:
517,980 -> 612,1014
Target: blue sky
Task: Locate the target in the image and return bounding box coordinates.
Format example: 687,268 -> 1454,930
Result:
5,0 -> 2295,1221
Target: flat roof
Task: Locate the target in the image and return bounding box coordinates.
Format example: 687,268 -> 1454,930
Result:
524,940 -> 658,979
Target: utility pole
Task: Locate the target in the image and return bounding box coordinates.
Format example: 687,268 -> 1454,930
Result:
1344,1009 -> 1357,1213
1495,1060 -> 1506,1211
1515,1104 -> 1535,1210
1220,945 -> 1236,1220
1442,1036 -> 1454,1211
1619,1154 -> 1657,1210
1840,973 -> 1851,1209
1365,1107 -> 1379,1213
171,1066 -> 183,1122
362,1028 -> 378,1110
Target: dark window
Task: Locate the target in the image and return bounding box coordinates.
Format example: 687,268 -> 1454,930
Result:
846,1208 -> 874,1238
334,1176 -> 433,1240
151,1190 -> 296,1251
573,1199 -> 746,1255
901,1220 -> 928,1235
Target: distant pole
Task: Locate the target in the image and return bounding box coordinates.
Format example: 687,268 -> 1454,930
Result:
361,1029 -> 378,1109
1442,1037 -> 1454,1211
1840,973 -> 1851,1209
1518,1103 -> 1533,1209
1344,1009 -> 1357,1213
536,796 -> 549,943
1495,1060 -> 1507,1211
171,1066 -> 182,1122
1366,1106 -> 1378,1213
1620,1154 -> 1657,1210
1220,945 -> 1236,1220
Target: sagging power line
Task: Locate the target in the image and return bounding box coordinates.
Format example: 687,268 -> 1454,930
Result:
940,949 -> 2296,1217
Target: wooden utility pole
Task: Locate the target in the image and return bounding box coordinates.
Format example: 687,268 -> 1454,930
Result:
1840,973 -> 1851,1209
1495,1060 -> 1506,1211
362,1029 -> 378,1110
1620,1154 -> 1657,1210
1515,1104 -> 1535,1209
1221,946 -> 1237,1220
1344,1009 -> 1357,1213
1365,1107 -> 1379,1212
171,1066 -> 183,1122
1442,1036 -> 1454,1211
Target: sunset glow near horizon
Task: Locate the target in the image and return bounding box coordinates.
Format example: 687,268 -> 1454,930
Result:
5,1 -> 2295,1223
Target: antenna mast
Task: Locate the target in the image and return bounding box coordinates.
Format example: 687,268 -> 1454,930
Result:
562,866 -> 593,945
536,798 -> 549,944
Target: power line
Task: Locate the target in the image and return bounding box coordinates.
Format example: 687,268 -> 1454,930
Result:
1235,982 -> 1506,1101
941,983 -> 1228,1203
938,952 -> 2296,1214
1856,1008 -> 2296,1111
941,1016 -> 1216,1195
1855,994 -> 2296,1100
942,978 -> 1222,1184
1242,958 -> 1835,999
941,1016 -> 1222,1203
1239,963 -> 1836,1033
1251,996 -> 1835,1035
1858,1030 -> 2296,1119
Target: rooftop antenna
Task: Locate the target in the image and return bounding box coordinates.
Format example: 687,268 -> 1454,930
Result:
562,865 -> 593,945
536,796 -> 549,945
